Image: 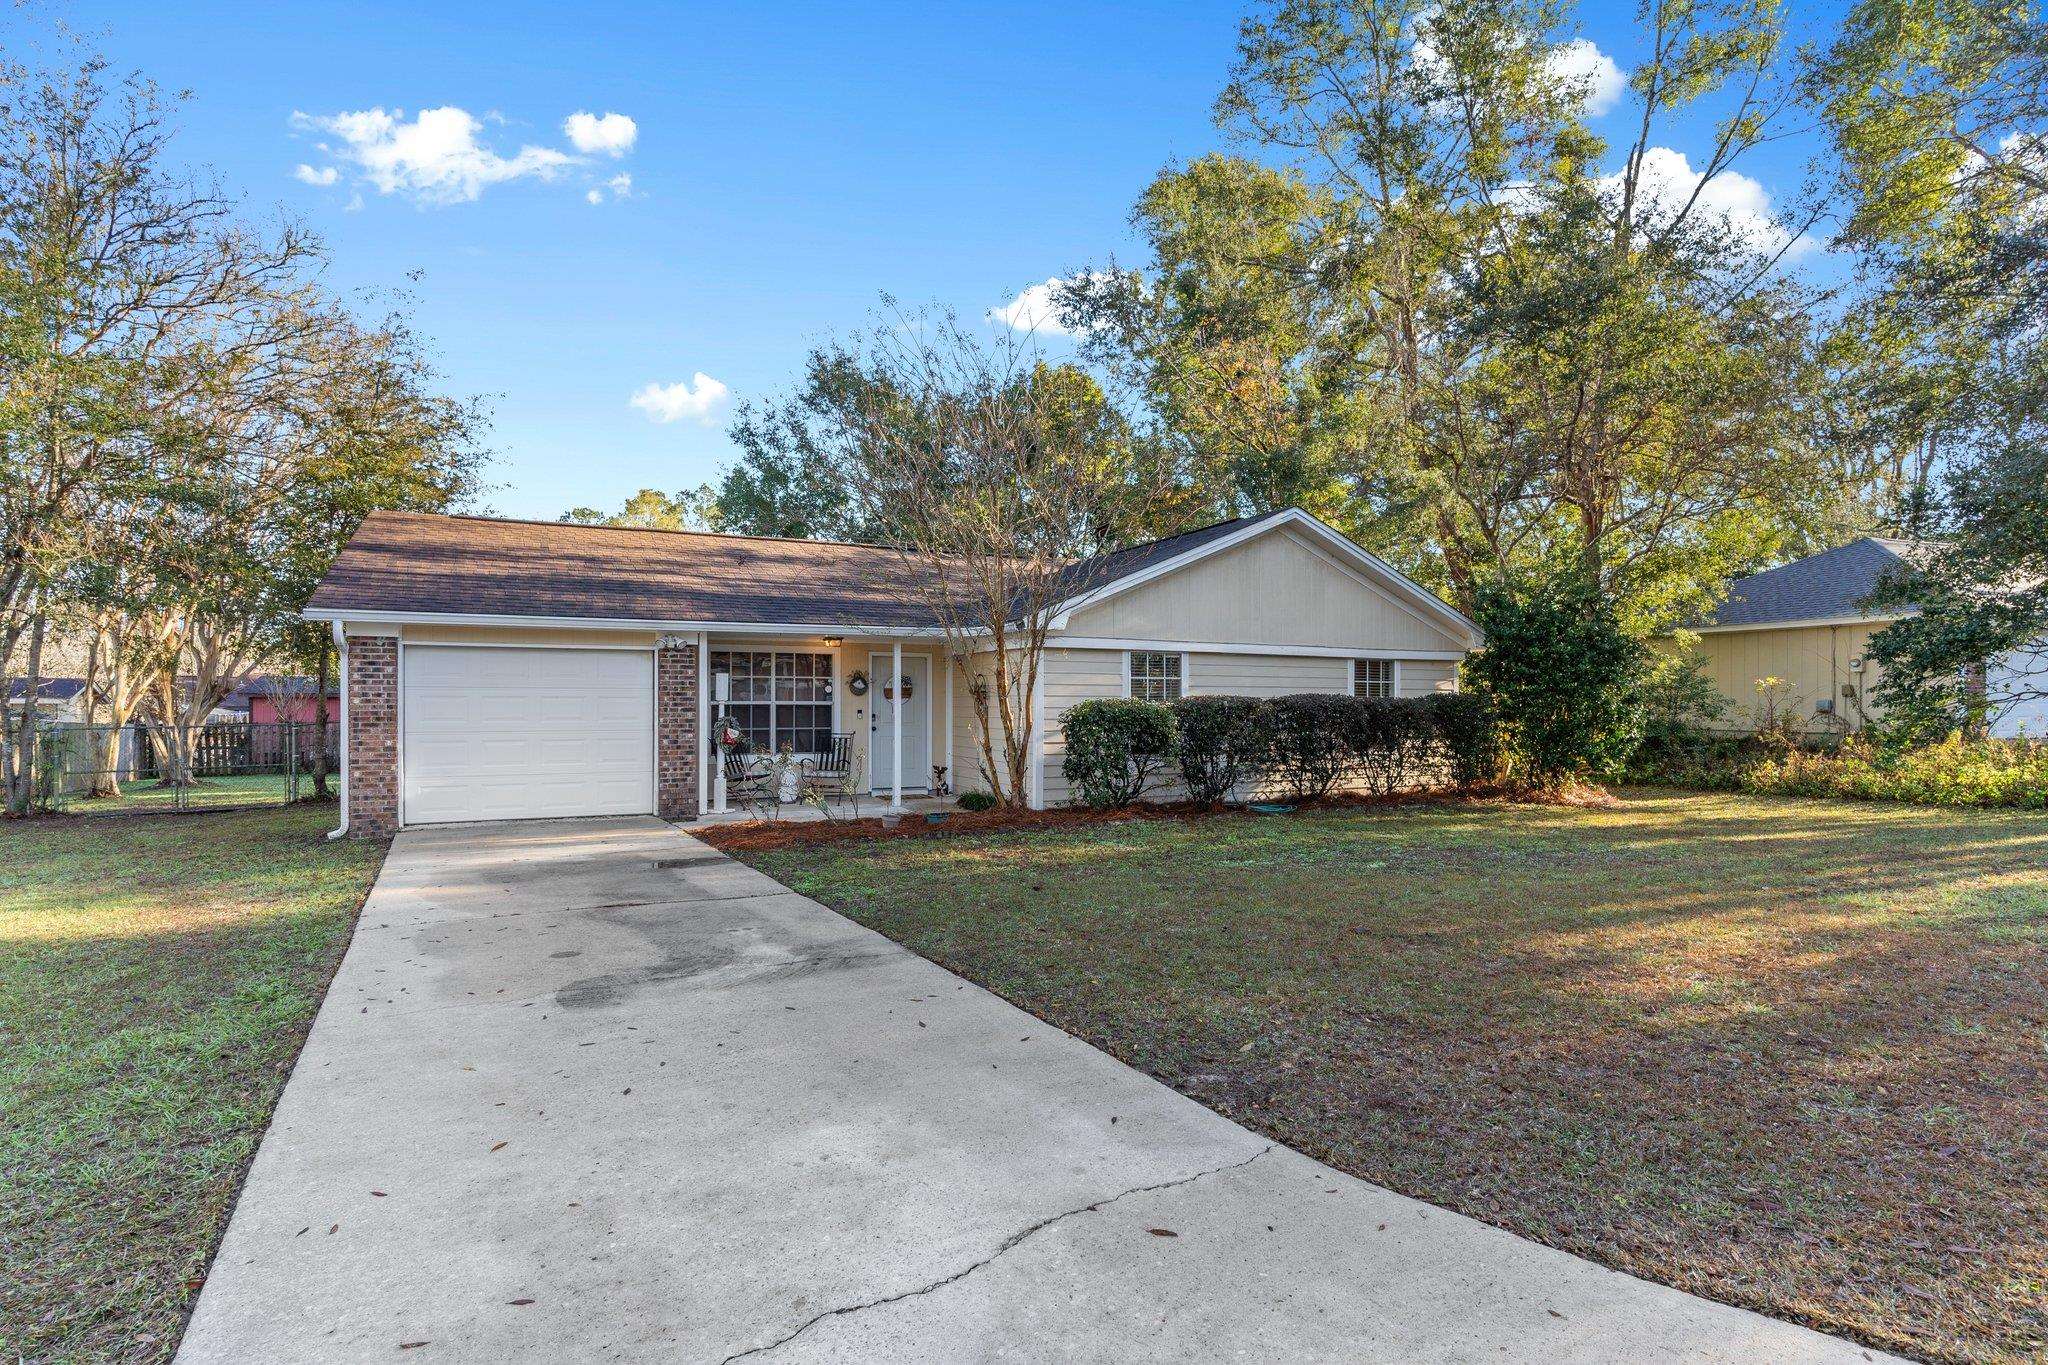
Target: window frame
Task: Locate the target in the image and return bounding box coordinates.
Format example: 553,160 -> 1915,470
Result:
1352,658 -> 1399,698
1126,650 -> 1186,703
710,649 -> 837,755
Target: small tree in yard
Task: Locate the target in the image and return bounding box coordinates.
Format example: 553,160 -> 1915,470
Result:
1466,577 -> 1646,789
1061,698 -> 1176,808
814,303 -> 1173,807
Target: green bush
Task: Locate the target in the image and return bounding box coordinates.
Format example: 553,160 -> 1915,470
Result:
1266,694 -> 1354,798
955,789 -> 998,812
1417,692 -> 1500,787
1340,697 -> 1422,793
1467,577 -> 1646,787
1171,694 -> 1269,805
1627,731 -> 2048,809
1060,698 -> 1178,808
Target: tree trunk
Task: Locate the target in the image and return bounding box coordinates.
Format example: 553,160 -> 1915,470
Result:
312,638 -> 332,800
5,613 -> 49,814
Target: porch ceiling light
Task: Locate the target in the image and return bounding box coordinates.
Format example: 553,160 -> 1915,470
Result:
822,636 -> 843,648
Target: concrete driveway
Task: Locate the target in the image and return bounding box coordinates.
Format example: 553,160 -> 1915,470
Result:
180,817 -> 1886,1363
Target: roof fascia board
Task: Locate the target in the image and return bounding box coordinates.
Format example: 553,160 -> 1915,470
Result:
1049,635 -> 1467,661
1691,611 -> 1913,634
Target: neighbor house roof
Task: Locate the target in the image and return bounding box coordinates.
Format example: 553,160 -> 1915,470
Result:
1704,537 -> 1923,630
6,677 -> 86,705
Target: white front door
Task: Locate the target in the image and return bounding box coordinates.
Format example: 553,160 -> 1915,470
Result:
867,651 -> 932,793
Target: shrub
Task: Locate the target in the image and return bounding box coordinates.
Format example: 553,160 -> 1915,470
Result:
1417,692 -> 1500,787
1466,577 -> 1647,787
955,789 -> 997,812
1338,697 -> 1417,793
1171,694 -> 1269,804
1060,698 -> 1178,808
1267,694 -> 1353,798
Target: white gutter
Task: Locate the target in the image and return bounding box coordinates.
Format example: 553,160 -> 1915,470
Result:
326,620 -> 348,840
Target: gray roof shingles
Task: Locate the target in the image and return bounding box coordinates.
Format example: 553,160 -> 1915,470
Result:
1707,537 -> 1921,628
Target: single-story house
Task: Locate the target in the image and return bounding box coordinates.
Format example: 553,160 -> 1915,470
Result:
5,677 -> 89,723
302,507 -> 1481,836
221,676 -> 343,727
1676,536 -> 2048,738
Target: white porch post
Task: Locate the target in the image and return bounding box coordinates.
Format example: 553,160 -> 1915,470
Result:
943,659 -> 954,797
890,639 -> 904,809
696,631 -> 710,817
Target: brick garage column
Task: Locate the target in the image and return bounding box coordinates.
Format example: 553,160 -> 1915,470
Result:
345,634 -> 400,838
656,641 -> 699,822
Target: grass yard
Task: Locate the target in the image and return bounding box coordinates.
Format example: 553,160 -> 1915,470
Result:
0,804 -> 385,1364
60,773 -> 300,815
738,789 -> 2048,1364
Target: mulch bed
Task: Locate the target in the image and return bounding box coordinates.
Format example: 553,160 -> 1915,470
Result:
693,786 -> 1523,853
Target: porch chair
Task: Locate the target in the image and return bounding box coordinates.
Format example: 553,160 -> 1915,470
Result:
799,733 -> 859,820
721,750 -> 773,819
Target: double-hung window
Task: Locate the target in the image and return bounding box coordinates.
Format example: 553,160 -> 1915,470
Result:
1129,651 -> 1183,703
711,651 -> 835,754
1353,658 -> 1395,698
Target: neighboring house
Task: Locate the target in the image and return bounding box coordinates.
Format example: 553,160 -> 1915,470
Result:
222,677 -> 343,727
1678,536 -> 2048,738
4,677 -> 89,724
302,508 -> 1482,835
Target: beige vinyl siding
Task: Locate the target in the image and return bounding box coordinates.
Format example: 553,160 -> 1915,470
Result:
1190,652 -> 1348,697
949,651 -> 991,796
1399,660 -> 1458,697
1038,648 -> 1131,807
1670,621 -> 1892,734
1065,527 -> 1465,654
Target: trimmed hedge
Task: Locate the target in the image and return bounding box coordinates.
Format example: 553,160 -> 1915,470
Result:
1171,694 -> 1269,804
1151,691 -> 1501,806
1061,698 -> 1179,808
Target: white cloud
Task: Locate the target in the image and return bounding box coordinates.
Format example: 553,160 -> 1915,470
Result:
293,163 -> 338,186
629,373 -> 729,424
1602,146 -> 1809,256
1546,39 -> 1626,116
986,273 -> 1112,336
564,111 -> 637,157
586,188 -> 604,205
290,106 -> 575,205
607,172 -> 634,198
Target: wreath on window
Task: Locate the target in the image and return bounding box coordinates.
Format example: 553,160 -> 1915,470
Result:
714,718 -> 748,753
847,669 -> 870,697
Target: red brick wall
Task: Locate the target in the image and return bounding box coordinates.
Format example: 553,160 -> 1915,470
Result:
656,643 -> 699,821
345,635 -> 399,838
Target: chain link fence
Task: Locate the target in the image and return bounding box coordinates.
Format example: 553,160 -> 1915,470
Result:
3,721 -> 340,815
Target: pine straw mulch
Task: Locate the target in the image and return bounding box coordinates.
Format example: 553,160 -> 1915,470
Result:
690,785 -> 1546,854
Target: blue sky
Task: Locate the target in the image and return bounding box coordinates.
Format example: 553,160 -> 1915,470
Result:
25,1 -> 1834,520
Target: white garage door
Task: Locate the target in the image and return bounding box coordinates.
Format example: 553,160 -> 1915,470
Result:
401,646 -> 655,825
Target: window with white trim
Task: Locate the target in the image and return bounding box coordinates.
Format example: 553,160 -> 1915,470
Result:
1353,658 -> 1395,698
1129,651 -> 1183,703
711,651 -> 835,753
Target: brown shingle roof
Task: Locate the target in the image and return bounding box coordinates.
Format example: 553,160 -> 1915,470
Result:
305,508 -> 1318,630
305,511 -> 960,627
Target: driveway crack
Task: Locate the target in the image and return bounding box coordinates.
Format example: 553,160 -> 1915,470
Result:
718,1145 -> 1272,1363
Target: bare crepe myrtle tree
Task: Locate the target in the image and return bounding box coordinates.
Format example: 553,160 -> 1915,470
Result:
823,302 -> 1168,806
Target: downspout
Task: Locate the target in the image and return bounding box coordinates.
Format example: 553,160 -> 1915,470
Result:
326,621 -> 349,840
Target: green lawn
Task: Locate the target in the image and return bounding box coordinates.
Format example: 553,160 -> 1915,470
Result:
60,773 -> 301,815
0,804 -> 386,1364
734,790 -> 2048,1365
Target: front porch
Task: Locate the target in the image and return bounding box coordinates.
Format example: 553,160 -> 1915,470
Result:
692,631 -> 967,817
679,793 -> 961,829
